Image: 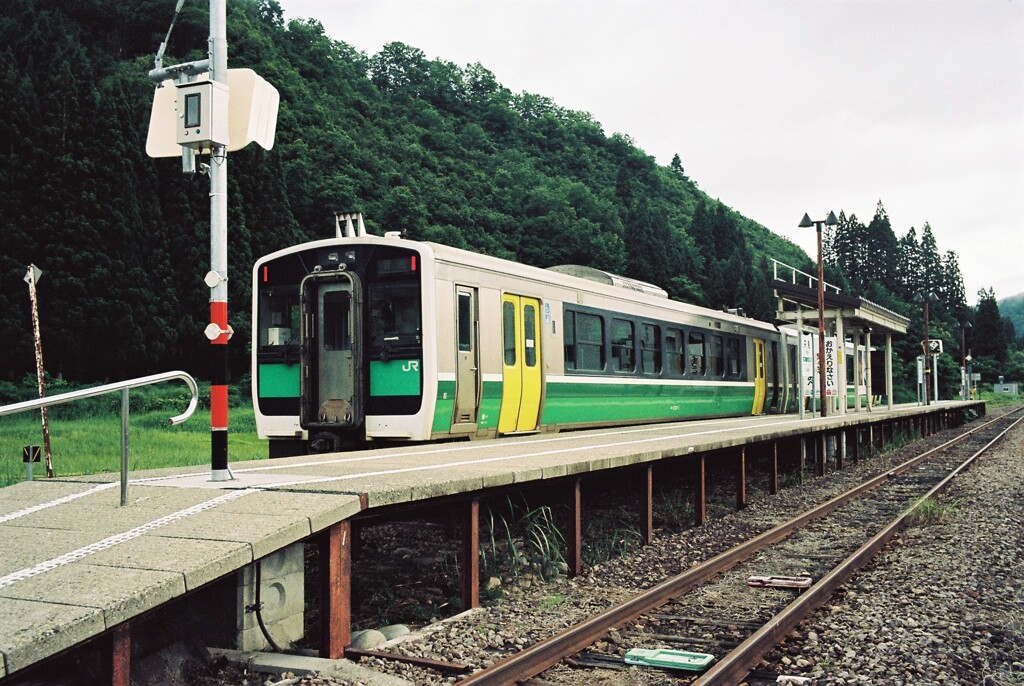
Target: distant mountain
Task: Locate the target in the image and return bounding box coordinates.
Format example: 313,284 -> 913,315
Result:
1000,292 -> 1024,335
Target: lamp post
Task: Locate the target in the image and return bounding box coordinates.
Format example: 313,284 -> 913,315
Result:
914,291 -> 936,405
799,211 -> 838,417
960,321 -> 972,400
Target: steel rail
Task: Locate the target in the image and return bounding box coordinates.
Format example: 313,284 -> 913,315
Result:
456,409 -> 1007,685
694,409 -> 1024,684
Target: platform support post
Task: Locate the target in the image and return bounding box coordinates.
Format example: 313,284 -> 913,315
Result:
735,447 -> 747,510
109,622 -> 130,686
818,434 -> 826,477
800,437 -> 807,481
461,497 -> 480,610
320,521 -> 351,659
641,465 -> 654,545
838,430 -> 846,470
567,478 -> 582,577
693,456 -> 706,526
852,428 -> 860,464
769,441 -> 779,495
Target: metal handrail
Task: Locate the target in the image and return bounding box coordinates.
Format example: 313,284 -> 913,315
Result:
771,258 -> 842,294
0,371 -> 199,505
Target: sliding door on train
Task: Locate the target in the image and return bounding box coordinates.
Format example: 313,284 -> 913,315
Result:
752,338 -> 767,415
300,271 -> 363,429
453,286 -> 481,425
498,294 -> 542,433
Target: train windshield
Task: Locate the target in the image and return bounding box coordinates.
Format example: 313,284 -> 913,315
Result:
255,244 -> 424,418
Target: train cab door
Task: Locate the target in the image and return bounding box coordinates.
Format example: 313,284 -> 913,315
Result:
498,294 -> 542,434
752,338 -> 767,415
299,271 -> 363,430
453,286 -> 480,425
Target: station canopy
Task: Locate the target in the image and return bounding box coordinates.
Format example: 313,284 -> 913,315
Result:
773,280 -> 909,335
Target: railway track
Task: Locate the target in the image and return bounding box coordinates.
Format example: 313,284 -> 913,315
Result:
454,408 -> 1024,685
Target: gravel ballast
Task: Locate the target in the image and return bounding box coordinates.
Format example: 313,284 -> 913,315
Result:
191,411 -> 1023,686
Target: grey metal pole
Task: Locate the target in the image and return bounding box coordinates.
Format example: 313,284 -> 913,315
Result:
121,388 -> 130,506
865,330 -> 873,412
208,0 -> 232,482
885,333 -> 894,411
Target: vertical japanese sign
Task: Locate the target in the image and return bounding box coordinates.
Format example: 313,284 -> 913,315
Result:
801,333 -> 815,398
824,337 -> 839,397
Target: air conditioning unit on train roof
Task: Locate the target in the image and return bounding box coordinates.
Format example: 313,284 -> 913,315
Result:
546,265 -> 669,298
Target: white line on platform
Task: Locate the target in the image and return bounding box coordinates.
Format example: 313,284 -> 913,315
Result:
224,414 -> 805,476
0,482 -> 119,525
0,489 -> 261,591
260,418 -> 799,489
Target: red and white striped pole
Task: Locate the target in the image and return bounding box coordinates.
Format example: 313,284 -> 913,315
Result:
206,0 -> 231,481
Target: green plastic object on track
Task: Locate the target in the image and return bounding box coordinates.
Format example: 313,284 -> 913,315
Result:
623,648 -> 715,672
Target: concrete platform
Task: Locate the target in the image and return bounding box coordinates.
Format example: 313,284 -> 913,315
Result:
0,400 -> 982,679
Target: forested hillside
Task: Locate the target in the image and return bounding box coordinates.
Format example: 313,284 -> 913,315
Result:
822,201 -> 1023,394
0,0 -> 807,384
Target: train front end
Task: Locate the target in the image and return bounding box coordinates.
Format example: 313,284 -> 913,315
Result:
252,236 -> 433,456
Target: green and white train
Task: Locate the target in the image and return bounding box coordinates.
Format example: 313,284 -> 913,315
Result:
252,219 -> 839,457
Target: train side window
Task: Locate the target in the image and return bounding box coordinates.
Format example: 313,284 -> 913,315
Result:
576,312 -> 605,371
611,319 -> 635,373
709,334 -> 724,377
641,323 -> 662,374
564,310 -> 576,370
688,332 -> 706,376
524,304 -> 537,367
727,337 -> 742,377
503,301 -> 516,366
666,328 -> 683,376
457,292 -> 472,352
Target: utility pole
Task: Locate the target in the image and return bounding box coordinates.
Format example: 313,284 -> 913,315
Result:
24,264 -> 54,478
206,0 -> 232,481
146,0 -> 276,481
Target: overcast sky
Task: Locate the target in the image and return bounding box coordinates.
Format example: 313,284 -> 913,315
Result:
277,0 -> 1023,302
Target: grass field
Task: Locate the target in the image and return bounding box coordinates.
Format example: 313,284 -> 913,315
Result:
1,386 -> 267,488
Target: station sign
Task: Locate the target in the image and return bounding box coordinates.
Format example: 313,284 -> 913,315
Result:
925,339 -> 943,354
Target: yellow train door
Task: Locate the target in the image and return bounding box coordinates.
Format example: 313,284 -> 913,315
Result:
498,294 -> 542,433
752,338 -> 766,415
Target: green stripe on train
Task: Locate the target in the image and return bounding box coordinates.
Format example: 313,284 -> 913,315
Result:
433,379 -> 754,433
259,363 -> 299,398
541,381 -> 754,424
432,380 -> 503,432
370,359 -> 422,396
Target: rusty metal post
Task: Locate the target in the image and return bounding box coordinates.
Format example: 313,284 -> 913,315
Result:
641,465 -> 654,545
24,265 -> 54,477
694,455 -> 706,527
567,478 -> 582,577
320,521 -> 351,659
109,622 -> 131,686
735,447 -> 747,510
818,434 -> 826,477
769,441 -> 779,495
461,498 -> 480,610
